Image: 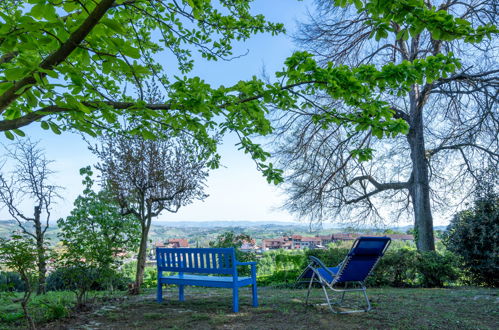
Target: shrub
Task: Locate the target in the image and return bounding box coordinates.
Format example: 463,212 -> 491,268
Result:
304,248 -> 349,268
368,248 -> 418,287
257,269 -> 302,287
30,295 -> 71,322
267,246 -> 461,288
443,179 -> 499,287
415,251 -> 459,287
0,271 -> 25,292
142,267 -> 158,288
46,267 -> 129,292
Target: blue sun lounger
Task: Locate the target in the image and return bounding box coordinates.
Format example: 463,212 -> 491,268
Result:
297,236 -> 391,313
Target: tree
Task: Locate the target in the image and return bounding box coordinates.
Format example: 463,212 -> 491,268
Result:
92,132 -> 209,292
0,234 -> 38,329
0,139 -> 60,293
209,231 -> 253,249
443,172 -> 498,287
57,166 -> 141,305
272,0 -> 498,250
209,231 -> 256,276
0,0 -> 288,180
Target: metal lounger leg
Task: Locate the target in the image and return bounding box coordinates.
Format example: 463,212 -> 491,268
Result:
305,272 -> 315,305
339,283 -> 347,305
321,282 -> 335,313
362,286 -> 371,312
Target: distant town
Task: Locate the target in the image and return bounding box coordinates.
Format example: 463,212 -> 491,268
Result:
152,232 -> 414,253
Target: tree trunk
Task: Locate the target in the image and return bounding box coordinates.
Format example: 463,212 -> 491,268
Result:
134,217 -> 151,293
407,108 -> 436,251
21,275 -> 35,330
33,206 -> 46,295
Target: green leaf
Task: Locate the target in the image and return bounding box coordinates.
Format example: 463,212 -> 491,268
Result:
4,68 -> 29,81
29,3 -> 45,19
141,130 -> 156,140
41,121 -> 50,130
13,129 -> 25,137
101,18 -> 126,35
122,45 -> 141,59
49,122 -> 61,134
4,131 -> 14,140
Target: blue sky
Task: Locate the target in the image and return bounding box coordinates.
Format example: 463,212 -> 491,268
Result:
0,0 -> 316,224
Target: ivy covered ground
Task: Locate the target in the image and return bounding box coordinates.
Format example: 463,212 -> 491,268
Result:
2,287 -> 497,329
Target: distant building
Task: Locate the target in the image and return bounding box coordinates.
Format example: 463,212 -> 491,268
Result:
262,235 -> 321,250
261,233 -> 413,250
154,238 -> 189,248
240,239 -> 259,252
262,237 -> 291,250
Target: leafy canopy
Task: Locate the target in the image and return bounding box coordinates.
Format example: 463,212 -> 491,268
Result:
0,0 -> 496,182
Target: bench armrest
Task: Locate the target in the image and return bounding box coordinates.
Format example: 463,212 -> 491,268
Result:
236,261 -> 257,280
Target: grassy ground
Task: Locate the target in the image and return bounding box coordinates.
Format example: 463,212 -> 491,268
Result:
1,286 -> 492,329
0,290 -> 125,329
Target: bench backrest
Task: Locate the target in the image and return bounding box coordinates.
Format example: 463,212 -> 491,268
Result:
156,248 -> 237,275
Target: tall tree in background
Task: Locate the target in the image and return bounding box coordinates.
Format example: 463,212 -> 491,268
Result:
0,139 -> 59,293
272,0 -> 498,250
92,132 -> 209,292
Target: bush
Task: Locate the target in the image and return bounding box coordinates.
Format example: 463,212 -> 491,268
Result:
415,251 -> 459,287
46,267 -> 129,292
0,271 -> 25,292
263,246 -> 461,288
368,249 -> 418,287
257,269 -> 302,287
30,295 -> 71,322
304,248 -> 349,268
443,180 -> 499,287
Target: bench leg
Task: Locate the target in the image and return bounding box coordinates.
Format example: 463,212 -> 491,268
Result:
252,282 -> 258,307
232,286 -> 239,313
157,281 -> 163,303
179,285 -> 185,301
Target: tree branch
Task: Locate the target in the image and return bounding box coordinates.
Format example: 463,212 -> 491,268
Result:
0,0 -> 116,113
427,143 -> 499,159
344,175 -> 409,205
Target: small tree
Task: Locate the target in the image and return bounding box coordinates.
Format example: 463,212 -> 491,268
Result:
209,232 -> 253,249
93,133 -> 209,293
0,234 -> 38,329
444,175 -> 498,287
57,167 -> 140,306
0,139 -> 60,294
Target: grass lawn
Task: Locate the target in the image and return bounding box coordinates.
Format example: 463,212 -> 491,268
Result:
2,286 -> 490,329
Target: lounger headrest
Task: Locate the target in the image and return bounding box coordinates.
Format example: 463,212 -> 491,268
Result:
348,237 -> 391,256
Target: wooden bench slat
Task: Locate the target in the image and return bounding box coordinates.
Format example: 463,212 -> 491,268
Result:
162,274 -> 252,282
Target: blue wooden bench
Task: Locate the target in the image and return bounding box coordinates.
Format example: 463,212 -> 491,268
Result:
156,247 -> 258,312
